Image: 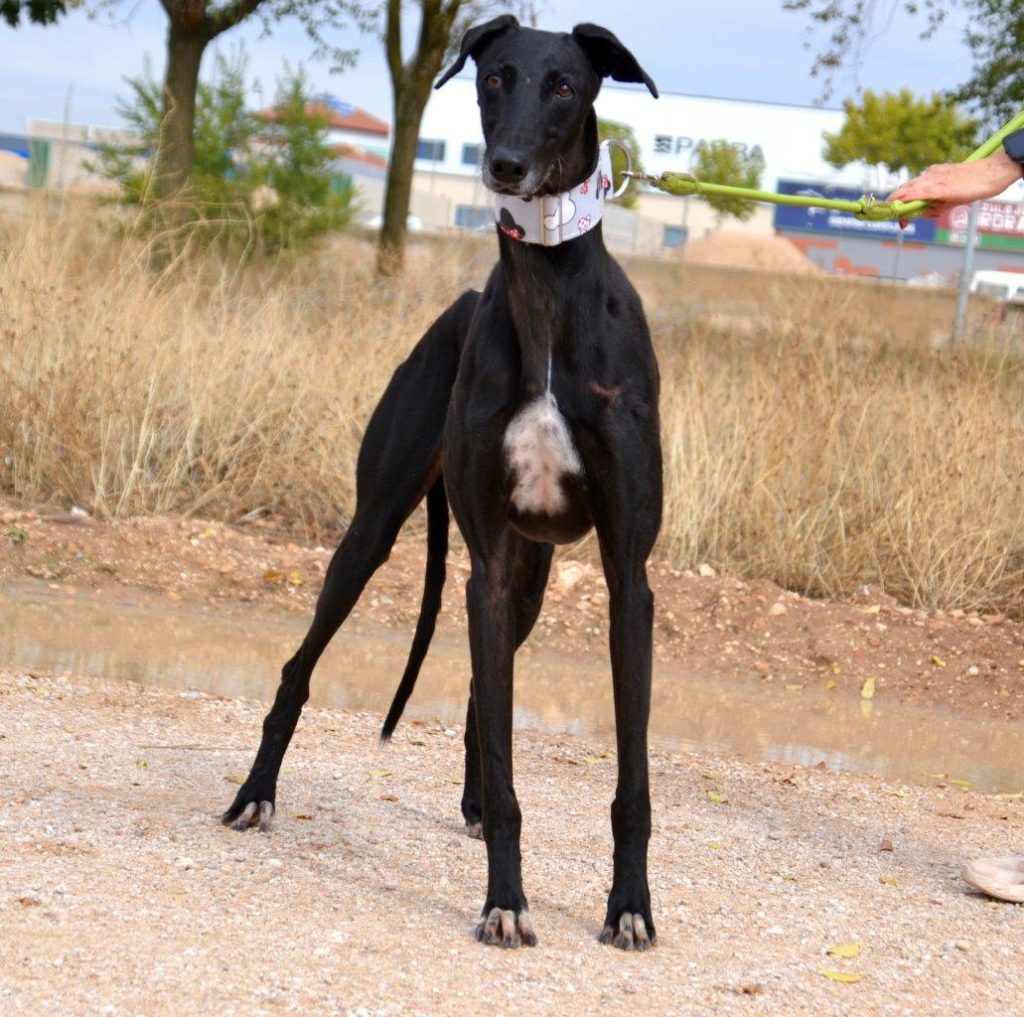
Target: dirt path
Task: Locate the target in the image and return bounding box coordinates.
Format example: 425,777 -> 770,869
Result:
3,666 -> 1024,1017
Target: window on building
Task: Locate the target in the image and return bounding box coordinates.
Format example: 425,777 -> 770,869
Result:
416,139 -> 446,162
455,205 -> 492,231
663,225 -> 689,249
461,143 -> 483,167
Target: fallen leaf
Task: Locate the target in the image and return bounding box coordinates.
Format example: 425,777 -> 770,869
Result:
888,788 -> 910,798
825,679 -> 839,691
861,677 -> 876,700
820,968 -> 862,984
224,774 -> 246,785
830,662 -> 841,674
707,841 -> 726,851
990,791 -> 1024,801
706,790 -> 729,806
702,771 -> 722,781
369,769 -> 392,778
785,684 -> 804,692
379,794 -> 399,802
880,876 -> 899,886
288,571 -> 304,587
263,570 -> 284,584
949,777 -> 971,790
735,983 -> 764,996
827,943 -> 861,959
932,655 -> 947,667
584,753 -> 614,765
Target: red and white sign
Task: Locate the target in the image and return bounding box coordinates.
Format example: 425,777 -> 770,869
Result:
941,200 -> 1024,237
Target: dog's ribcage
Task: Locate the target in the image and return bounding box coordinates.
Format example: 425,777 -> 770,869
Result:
503,392 -> 582,515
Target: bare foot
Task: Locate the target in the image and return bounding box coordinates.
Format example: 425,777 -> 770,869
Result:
962,855 -> 1024,902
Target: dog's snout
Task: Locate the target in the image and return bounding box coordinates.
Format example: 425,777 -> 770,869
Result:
488,149 -> 528,187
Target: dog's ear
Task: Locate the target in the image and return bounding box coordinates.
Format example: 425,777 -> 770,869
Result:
571,23 -> 658,98
435,15 -> 520,90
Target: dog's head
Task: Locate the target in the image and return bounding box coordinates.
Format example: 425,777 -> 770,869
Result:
436,17 -> 657,198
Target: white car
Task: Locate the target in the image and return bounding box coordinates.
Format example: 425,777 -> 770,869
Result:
970,270 -> 1024,306
360,213 -> 424,233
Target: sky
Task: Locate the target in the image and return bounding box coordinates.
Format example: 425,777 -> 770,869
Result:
0,1 -> 977,136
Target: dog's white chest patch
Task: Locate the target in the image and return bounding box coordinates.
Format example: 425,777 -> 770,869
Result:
503,393 -> 582,515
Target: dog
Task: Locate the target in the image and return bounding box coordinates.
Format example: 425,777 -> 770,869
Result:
222,16 -> 662,952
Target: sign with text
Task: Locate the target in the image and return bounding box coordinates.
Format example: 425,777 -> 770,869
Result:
937,201 -> 1024,250
772,179 -> 938,244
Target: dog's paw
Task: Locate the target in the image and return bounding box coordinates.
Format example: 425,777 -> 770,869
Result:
475,907 -> 538,949
221,799 -> 274,833
465,820 -> 483,840
599,912 -> 654,951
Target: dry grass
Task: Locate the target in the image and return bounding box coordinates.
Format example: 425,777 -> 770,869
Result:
3,199 -> 1024,615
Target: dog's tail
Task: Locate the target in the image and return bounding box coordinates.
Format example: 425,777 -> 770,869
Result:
380,475 -> 449,742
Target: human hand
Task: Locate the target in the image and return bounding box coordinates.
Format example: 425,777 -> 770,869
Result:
888,151 -> 1021,226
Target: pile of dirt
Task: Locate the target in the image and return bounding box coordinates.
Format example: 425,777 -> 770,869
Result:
0,150 -> 27,190
683,231 -> 821,274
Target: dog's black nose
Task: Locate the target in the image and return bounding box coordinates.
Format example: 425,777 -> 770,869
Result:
489,149 -> 528,187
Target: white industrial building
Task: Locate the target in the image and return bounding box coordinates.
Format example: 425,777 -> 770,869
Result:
404,76 -> 878,252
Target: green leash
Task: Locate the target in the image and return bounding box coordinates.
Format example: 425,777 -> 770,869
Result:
624,110 -> 1024,222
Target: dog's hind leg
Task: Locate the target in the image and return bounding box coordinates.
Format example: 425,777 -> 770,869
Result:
462,539 -> 553,838
222,290 -> 477,832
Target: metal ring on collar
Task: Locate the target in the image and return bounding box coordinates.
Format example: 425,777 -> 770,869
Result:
603,138 -> 633,200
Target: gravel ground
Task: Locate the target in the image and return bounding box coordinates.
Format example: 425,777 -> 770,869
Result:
3,666 -> 1024,1017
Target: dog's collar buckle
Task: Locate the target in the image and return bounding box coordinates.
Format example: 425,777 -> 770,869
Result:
493,143 -> 615,247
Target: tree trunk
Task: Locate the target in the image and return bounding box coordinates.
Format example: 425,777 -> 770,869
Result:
377,84 -> 433,276
376,0 -> 461,277
154,21 -> 209,202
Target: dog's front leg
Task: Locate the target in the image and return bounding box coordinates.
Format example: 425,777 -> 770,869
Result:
465,538 -> 537,948
599,556 -> 656,950
582,426 -> 661,951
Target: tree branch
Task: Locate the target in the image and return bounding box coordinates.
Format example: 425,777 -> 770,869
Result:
385,0 -> 404,87
206,0 -> 267,38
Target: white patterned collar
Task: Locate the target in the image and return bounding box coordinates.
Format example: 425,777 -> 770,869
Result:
493,143 -> 613,247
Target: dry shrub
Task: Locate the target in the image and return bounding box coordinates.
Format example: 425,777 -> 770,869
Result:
3,200 -> 1023,614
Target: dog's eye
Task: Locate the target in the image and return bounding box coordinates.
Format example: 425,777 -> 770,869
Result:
484,73 -> 502,89
554,82 -> 574,99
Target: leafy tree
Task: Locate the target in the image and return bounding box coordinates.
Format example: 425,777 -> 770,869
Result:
692,139 -> 767,223
3,0 -> 358,205
824,88 -> 979,180
94,54 -> 354,250
783,0 -> 1024,128
1,0 -> 65,25
953,1 -> 1024,127
597,118 -> 644,209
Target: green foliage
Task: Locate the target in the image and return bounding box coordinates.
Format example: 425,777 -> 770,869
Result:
784,0 -> 1024,129
597,118 -> 644,209
692,139 -> 766,222
823,88 -> 979,175
94,54 -> 354,251
953,0 -> 1024,128
0,0 -> 66,26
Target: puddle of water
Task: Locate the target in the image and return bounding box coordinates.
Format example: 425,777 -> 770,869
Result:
2,584 -> 1022,793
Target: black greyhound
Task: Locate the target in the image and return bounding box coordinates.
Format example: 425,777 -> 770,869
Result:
223,17 -> 662,951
